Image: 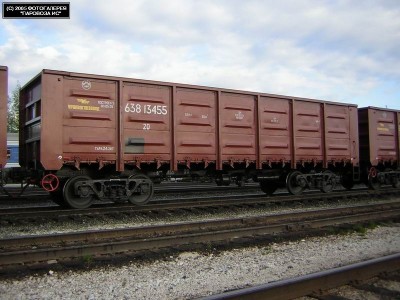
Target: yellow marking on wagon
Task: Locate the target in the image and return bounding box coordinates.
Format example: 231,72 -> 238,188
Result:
68,104 -> 100,111
77,98 -> 90,104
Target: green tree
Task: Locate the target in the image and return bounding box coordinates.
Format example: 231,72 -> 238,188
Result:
7,82 -> 20,133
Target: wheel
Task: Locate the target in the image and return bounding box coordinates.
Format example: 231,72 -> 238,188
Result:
368,176 -> 381,190
0,172 -> 7,186
49,181 -> 69,207
368,167 -> 381,190
392,174 -> 400,188
286,171 -> 306,195
236,176 -> 245,187
50,190 -> 69,207
341,173 -> 354,190
128,174 -> 154,205
320,170 -> 336,193
387,169 -> 400,188
259,181 -> 278,195
63,176 -> 93,209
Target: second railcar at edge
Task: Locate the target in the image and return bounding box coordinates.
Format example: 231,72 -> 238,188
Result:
358,106 -> 400,189
0,66 -> 7,169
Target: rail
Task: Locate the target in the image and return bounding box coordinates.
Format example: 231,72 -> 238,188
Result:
0,201 -> 399,269
199,253 -> 400,300
1,187 -> 399,223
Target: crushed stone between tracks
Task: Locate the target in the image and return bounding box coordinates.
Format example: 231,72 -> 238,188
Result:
0,224 -> 399,299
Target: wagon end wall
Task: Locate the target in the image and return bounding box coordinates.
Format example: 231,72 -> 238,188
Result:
0,66 -> 8,168
358,107 -> 400,167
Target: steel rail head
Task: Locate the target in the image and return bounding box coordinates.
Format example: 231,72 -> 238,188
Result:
198,253 -> 400,300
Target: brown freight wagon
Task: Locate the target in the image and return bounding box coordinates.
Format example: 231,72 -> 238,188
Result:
19,69 -> 359,208
258,95 -> 359,194
0,66 -> 7,170
358,107 -> 400,189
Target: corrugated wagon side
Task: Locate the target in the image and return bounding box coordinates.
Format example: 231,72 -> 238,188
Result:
0,66 -> 7,169
358,107 -> 400,189
257,95 -> 359,194
121,81 -> 258,186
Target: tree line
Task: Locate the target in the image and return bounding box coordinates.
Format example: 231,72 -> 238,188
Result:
7,83 -> 20,133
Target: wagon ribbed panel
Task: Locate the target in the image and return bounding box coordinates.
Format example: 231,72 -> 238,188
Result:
259,96 -> 291,163
293,101 -> 323,162
324,104 -> 351,161
122,82 -> 171,163
219,92 -> 256,162
60,77 -> 117,163
174,88 -> 216,163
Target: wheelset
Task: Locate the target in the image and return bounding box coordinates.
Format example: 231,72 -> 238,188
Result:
128,174 -> 154,205
63,176 -> 94,209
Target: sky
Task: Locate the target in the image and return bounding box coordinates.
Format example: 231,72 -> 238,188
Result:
0,0 -> 399,109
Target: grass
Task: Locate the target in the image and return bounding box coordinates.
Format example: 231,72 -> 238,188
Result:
328,222 -> 378,236
82,254 -> 94,267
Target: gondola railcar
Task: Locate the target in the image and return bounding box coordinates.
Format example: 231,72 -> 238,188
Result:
2,66 -> 398,209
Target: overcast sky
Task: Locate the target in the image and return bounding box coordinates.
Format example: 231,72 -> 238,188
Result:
1,0 -> 399,108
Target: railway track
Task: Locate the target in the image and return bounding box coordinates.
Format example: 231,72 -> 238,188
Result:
0,182 -> 260,199
201,253 -> 400,299
0,187 -> 399,224
0,200 -> 399,271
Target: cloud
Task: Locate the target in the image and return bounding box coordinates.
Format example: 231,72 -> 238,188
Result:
0,0 -> 399,108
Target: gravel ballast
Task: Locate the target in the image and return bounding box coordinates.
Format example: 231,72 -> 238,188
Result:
0,225 -> 399,299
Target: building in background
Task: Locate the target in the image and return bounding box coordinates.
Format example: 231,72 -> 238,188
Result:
6,132 -> 19,168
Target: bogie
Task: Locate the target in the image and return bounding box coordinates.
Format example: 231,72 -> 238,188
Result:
52,174 -> 155,209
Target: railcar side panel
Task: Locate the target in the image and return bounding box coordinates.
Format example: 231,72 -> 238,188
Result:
174,87 -> 217,166
0,66 -> 7,168
122,82 -> 172,167
258,96 -> 291,164
219,92 -> 256,163
19,68 -> 361,182
61,76 -> 118,165
324,104 -> 351,162
293,101 -> 323,163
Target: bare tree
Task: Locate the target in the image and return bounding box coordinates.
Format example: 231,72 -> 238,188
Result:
7,82 -> 20,133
